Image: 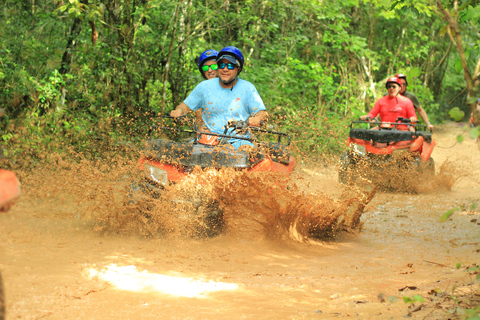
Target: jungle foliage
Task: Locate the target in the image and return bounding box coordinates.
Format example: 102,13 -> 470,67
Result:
0,0 -> 479,163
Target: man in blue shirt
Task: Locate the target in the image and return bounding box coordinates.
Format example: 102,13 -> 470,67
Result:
170,46 -> 268,150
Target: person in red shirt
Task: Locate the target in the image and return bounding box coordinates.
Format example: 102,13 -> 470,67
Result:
361,77 -> 417,131
469,98 -> 480,127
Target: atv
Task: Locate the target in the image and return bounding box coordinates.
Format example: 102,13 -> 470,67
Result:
339,117 -> 435,189
128,116 -> 296,236
0,168 -> 21,320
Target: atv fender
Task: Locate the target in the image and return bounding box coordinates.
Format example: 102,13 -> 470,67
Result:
420,140 -> 436,162
410,136 -> 424,152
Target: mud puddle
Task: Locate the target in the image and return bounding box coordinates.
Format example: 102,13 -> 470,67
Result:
0,122 -> 479,319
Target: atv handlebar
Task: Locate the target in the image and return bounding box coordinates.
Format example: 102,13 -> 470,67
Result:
156,115 -> 290,145
354,117 -> 428,132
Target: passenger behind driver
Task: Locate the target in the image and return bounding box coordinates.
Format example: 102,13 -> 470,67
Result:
361,77 -> 417,132
195,49 -> 219,131
469,98 -> 480,127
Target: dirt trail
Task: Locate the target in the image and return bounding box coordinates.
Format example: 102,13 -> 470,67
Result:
1,122 -> 479,319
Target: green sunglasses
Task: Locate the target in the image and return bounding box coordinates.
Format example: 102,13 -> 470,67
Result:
202,64 -> 218,72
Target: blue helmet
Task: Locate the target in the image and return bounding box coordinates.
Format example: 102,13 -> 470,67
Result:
198,49 -> 218,78
217,46 -> 245,74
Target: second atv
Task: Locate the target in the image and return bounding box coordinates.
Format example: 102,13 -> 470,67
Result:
339,117 -> 435,190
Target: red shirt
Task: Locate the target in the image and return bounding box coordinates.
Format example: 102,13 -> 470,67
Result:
367,95 -> 417,129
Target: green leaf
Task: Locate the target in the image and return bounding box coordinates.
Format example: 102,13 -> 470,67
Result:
470,127 -> 480,139
456,135 -> 464,143
456,262 -> 461,269
439,25 -> 449,37
410,67 -> 421,78
389,0 -> 401,11
455,58 -> 463,73
448,107 -> 465,121
413,295 -> 424,302
403,296 -> 414,303
440,208 -> 458,222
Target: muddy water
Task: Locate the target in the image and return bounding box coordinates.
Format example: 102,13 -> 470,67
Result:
1,122 -> 479,319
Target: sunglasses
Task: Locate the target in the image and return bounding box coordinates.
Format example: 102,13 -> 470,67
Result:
202,64 -> 218,72
218,62 -> 236,70
387,85 -> 398,89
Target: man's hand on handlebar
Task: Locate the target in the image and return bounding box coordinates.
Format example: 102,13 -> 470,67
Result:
248,116 -> 263,127
169,102 -> 191,118
170,109 -> 183,118
360,115 -> 376,122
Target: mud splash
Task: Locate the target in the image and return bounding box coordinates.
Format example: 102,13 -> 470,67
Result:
19,154 -> 377,241
342,159 -> 460,194
209,169 -> 376,241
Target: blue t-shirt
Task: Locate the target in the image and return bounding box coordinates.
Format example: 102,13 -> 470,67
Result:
184,78 -> 266,148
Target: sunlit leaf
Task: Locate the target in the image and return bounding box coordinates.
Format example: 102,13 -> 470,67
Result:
413,295 -> 423,302
456,262 -> 461,269
448,107 -> 465,121
389,0 -> 401,11
470,127 -> 480,139
455,58 -> 463,73
403,296 -> 414,303
410,67 -> 421,78
440,208 -> 458,222
456,135 -> 464,143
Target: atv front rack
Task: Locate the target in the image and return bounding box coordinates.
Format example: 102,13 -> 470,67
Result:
150,116 -> 291,146
349,119 -> 432,144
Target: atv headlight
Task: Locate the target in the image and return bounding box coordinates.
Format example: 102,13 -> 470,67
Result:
351,143 -> 366,156
144,164 -> 168,186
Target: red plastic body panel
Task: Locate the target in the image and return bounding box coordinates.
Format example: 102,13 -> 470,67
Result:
0,169 -> 21,211
249,157 -> 296,174
420,140 -> 435,162
347,136 -> 433,162
138,157 -> 188,182
138,154 -> 296,183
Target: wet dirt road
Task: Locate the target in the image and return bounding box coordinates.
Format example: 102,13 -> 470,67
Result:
1,123 -> 479,319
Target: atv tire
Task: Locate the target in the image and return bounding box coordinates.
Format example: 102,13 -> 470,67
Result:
126,180 -> 224,237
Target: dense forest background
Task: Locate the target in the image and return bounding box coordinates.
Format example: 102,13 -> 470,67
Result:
0,0 -> 479,162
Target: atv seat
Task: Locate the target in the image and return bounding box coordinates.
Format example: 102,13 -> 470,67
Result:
349,128 -> 432,144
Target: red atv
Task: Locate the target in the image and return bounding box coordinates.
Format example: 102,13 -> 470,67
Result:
129,116 -> 296,235
0,168 -> 21,320
339,117 -> 435,188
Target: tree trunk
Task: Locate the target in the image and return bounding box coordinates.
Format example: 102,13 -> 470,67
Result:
161,0 -> 182,115
435,0 -> 478,119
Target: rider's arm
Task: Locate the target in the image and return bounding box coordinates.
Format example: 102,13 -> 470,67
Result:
248,110 -> 268,127
405,100 -> 417,122
170,102 -> 192,118
417,105 -> 433,131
